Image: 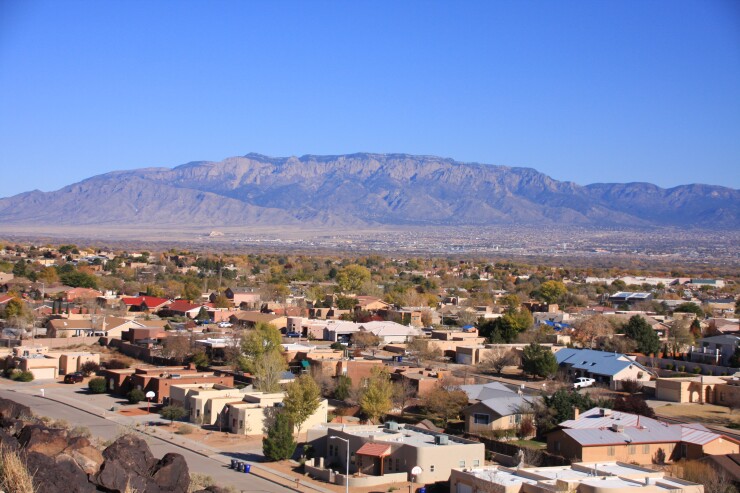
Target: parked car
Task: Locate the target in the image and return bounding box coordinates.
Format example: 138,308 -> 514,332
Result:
573,377 -> 595,389
217,322 -> 233,328
64,372 -> 84,384
285,332 -> 301,338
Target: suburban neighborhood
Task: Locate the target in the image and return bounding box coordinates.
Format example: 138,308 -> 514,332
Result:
0,242 -> 738,493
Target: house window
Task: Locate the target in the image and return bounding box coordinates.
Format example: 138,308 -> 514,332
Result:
628,445 -> 636,454
607,446 -> 615,456
395,458 -> 400,471
473,414 -> 490,425
515,414 -> 522,424
329,444 -> 334,456
459,460 -> 465,468
473,460 -> 480,467
642,444 -> 650,454
430,465 -> 435,472
554,441 -> 561,452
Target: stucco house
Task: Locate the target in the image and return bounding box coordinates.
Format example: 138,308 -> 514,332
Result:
459,382 -> 535,435
555,348 -> 652,390
547,407 -> 740,464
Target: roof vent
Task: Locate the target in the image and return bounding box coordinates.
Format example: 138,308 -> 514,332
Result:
610,424 -> 624,433
385,421 -> 399,432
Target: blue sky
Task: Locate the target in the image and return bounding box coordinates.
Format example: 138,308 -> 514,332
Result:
1,0 -> 739,198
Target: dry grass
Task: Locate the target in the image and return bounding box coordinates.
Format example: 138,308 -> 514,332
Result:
0,447 -> 35,493
655,402 -> 740,427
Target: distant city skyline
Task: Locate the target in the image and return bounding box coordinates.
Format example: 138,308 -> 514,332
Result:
1,0 -> 739,198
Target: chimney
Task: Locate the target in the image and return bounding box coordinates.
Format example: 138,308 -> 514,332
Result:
574,407 -> 580,420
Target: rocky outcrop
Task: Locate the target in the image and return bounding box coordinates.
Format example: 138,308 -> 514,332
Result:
0,397 -> 190,493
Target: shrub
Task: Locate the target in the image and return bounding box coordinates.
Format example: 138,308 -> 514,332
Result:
621,378 -> 643,394
127,388 -> 146,404
516,416 -> 536,439
664,364 -> 673,371
79,361 -> 100,377
691,367 -> 701,374
176,424 -> 194,435
106,359 -> 130,369
678,365 -> 686,372
88,377 -> 107,394
0,446 -> 35,493
10,371 -> 34,382
160,405 -> 186,423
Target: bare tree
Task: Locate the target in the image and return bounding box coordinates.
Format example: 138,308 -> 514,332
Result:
393,378 -> 417,417
573,315 -> 614,349
479,346 -> 519,375
161,335 -> 191,362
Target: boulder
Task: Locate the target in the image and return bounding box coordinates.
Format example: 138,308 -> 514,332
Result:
94,435 -> 157,492
149,453 -> 189,493
193,487 -> 231,493
0,416 -> 30,435
64,444 -> 105,475
25,451 -> 97,493
18,424 -> 70,456
0,397 -> 32,420
0,428 -> 19,451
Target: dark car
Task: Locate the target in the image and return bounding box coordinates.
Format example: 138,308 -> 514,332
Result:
64,372 -> 84,384
285,332 -> 301,338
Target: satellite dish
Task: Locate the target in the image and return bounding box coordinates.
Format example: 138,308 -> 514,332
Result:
411,466 -> 422,475
145,391 -> 155,399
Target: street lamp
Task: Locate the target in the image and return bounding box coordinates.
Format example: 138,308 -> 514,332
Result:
330,436 -> 350,493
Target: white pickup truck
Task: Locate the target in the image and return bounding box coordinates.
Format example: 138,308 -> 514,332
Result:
573,377 -> 595,389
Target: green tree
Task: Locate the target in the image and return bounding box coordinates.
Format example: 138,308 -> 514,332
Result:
674,302 -> 704,319
623,315 -> 660,355
182,282 -> 201,302
537,281 -> 567,304
253,350 -> 288,393
190,349 -> 209,369
241,322 -> 283,372
336,264 -> 371,293
59,270 -> 98,289
283,375 -> 321,436
334,375 -> 352,400
477,310 -> 533,343
335,295 -> 357,310
2,298 -> 32,322
540,388 -> 609,431
262,412 -> 296,461
359,367 -> 394,422
194,306 -> 210,322
12,260 -> 27,278
160,404 -> 187,423
521,343 -> 558,378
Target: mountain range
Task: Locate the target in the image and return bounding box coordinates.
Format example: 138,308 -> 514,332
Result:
0,153 -> 737,230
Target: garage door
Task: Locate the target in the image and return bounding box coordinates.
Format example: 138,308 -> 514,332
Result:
456,354 -> 472,365
456,483 -> 472,493
31,367 -> 57,380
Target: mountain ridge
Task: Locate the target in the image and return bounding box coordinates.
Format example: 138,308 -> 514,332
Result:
0,153 -> 737,229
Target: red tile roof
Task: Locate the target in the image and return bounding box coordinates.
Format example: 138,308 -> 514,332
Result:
167,300 -> 201,312
122,296 -> 170,308
355,443 -> 391,457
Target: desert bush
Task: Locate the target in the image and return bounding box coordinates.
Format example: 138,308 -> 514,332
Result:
0,446 -> 35,493
691,367 -> 701,374
127,388 -> 146,404
105,358 -> 130,369
88,377 -> 107,393
79,361 -> 100,376
69,426 -> 92,439
664,364 -> 673,371
176,424 -> 194,435
10,371 -> 34,382
516,416 -> 536,439
620,378 -> 643,394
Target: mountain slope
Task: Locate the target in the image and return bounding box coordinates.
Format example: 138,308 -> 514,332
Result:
0,153 -> 737,229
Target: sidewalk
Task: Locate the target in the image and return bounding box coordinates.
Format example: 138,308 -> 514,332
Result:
8,385 -> 336,493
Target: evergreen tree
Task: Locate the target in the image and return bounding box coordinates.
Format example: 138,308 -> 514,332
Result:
263,412 -> 296,461
623,315 -> 660,355
521,343 -> 558,378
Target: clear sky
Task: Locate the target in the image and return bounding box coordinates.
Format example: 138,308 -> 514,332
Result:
1,0 -> 739,198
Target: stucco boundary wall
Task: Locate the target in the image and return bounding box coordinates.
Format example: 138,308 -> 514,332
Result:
0,336 -> 104,349
338,472 -> 408,487
634,356 -> 735,377
465,433 -> 570,467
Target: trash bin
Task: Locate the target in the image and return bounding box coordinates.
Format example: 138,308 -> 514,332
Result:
230,459 -> 237,469
236,462 -> 244,472
418,488 -> 426,493
243,464 -> 251,474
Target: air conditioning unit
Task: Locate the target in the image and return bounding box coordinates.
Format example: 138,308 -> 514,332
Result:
385,422 -> 399,432
434,435 -> 449,445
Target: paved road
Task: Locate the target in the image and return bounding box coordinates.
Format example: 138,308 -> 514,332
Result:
0,386 -> 294,493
